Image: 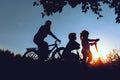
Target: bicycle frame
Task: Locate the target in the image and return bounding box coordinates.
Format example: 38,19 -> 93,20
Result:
49,41 -> 59,53
48,40 -> 64,59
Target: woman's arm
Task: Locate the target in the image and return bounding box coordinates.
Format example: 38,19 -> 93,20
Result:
49,31 -> 61,42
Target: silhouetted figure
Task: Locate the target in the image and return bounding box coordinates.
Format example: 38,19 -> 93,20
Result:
80,30 -> 100,64
33,20 -> 61,62
62,33 -> 80,63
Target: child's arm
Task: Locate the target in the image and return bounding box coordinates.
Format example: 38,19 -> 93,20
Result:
88,38 -> 100,42
89,39 -> 100,46
89,42 -> 95,46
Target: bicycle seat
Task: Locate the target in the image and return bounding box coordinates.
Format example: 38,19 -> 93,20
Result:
26,48 -> 37,51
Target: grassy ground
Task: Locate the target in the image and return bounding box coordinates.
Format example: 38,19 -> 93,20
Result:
0,49 -> 120,80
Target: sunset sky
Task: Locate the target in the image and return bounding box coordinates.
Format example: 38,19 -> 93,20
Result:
0,0 -> 120,56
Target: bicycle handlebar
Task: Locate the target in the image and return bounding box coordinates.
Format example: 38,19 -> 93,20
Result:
48,40 -> 61,47
55,40 -> 61,44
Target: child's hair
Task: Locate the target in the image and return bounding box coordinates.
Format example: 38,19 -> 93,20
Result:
80,30 -> 89,40
68,33 -> 76,40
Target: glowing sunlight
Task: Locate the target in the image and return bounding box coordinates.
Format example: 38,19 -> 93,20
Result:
89,43 -> 115,65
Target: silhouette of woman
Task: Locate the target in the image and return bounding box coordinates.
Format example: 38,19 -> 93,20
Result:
80,30 -> 99,64
62,33 -> 80,63
33,20 -> 61,62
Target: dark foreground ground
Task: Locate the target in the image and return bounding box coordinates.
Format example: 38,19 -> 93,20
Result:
0,50 -> 120,80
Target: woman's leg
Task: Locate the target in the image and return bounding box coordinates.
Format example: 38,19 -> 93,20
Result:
38,41 -> 49,62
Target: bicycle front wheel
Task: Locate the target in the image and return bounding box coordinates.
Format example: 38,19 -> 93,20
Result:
52,47 -> 64,59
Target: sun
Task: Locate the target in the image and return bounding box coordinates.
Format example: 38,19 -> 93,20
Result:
89,43 -> 112,65
88,41 -> 119,66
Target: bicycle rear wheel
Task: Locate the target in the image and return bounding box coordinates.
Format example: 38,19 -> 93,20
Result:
23,51 -> 39,60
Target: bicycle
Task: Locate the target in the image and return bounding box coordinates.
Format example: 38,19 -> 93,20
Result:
23,40 -> 64,61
